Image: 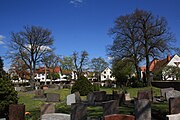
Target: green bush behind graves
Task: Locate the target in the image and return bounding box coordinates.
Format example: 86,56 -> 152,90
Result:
0,77 -> 18,118
71,76 -> 94,96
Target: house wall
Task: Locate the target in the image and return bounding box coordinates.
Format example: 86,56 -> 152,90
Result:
101,67 -> 115,81
162,55 -> 180,80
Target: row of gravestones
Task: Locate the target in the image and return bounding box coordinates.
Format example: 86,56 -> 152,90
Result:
34,89 -> 60,102
66,91 -> 126,106
66,91 -> 135,120
136,89 -> 180,120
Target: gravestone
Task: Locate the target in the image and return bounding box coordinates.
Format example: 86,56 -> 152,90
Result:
135,99 -> 151,120
87,91 -> 106,105
14,87 -> 21,92
34,89 -> 45,98
125,93 -> 131,101
166,113 -> 180,120
67,92 -> 81,105
46,93 -> 60,102
41,103 -> 55,116
67,93 -> 76,105
161,88 -> 174,98
71,103 -> 87,120
9,104 -> 25,120
94,91 -> 106,102
0,118 -> 6,120
169,96 -> 180,114
166,90 -> 180,101
41,113 -> 70,120
104,114 -> 135,120
106,94 -> 114,101
20,86 -> 27,92
117,93 -> 125,106
137,90 -> 152,101
74,92 -> 81,103
102,100 -> 119,116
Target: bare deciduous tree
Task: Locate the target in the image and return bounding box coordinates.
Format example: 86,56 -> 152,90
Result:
108,9 -> 175,86
72,51 -> 89,78
8,26 -> 54,88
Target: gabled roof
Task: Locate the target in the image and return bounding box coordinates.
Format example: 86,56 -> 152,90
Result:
151,55 -> 173,73
140,55 -> 173,73
36,67 -> 61,74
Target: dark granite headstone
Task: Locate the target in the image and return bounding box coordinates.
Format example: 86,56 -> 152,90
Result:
169,96 -> 180,114
161,88 -> 174,98
135,99 -> 151,120
137,90 -> 152,101
117,93 -> 125,106
71,103 -> 87,120
9,104 -> 25,120
102,100 -> 119,116
106,94 -> 114,101
104,114 -> 135,120
94,91 -> 106,102
87,91 -> 106,105
40,103 -> 55,116
46,93 -> 60,102
34,89 -> 45,98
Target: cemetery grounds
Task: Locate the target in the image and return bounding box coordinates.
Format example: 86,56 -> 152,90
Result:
18,87 -> 168,120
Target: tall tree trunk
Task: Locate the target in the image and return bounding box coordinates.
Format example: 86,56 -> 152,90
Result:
146,54 -> 151,86
135,63 -> 140,81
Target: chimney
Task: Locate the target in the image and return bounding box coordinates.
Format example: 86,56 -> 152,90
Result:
167,55 -> 171,62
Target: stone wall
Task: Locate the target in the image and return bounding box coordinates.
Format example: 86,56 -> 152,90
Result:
152,81 -> 180,91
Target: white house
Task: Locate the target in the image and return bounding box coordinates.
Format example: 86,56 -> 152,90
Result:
161,54 -> 180,80
140,54 -> 180,81
101,67 -> 115,81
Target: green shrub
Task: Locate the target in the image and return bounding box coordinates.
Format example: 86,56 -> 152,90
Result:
0,77 -> 18,118
93,84 -> 100,91
130,77 -> 145,88
71,76 -> 93,96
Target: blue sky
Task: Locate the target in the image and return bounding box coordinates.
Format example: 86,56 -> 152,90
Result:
0,0 -> 180,70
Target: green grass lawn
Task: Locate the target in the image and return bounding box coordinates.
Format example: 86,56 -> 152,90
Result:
18,87 -> 167,120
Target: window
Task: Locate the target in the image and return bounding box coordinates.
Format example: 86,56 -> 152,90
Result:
110,71 -> 112,74
104,76 -> 106,78
110,76 -> 112,78
104,71 -> 106,74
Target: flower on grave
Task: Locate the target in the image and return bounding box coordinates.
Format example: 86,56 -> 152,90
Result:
25,112 -> 31,115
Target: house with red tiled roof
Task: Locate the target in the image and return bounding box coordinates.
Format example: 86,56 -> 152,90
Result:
140,54 -> 180,81
35,67 -> 61,84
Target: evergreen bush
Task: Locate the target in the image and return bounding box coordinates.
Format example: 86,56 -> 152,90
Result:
0,76 -> 18,118
71,76 -> 93,96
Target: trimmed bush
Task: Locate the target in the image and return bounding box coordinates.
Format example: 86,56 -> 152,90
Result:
0,77 -> 18,118
71,76 -> 93,96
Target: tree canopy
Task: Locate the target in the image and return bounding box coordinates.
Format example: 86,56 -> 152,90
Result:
8,25 -> 54,88
108,9 -> 175,85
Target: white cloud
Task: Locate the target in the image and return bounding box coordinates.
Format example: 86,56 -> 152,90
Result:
70,0 -> 83,6
0,35 -> 5,44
